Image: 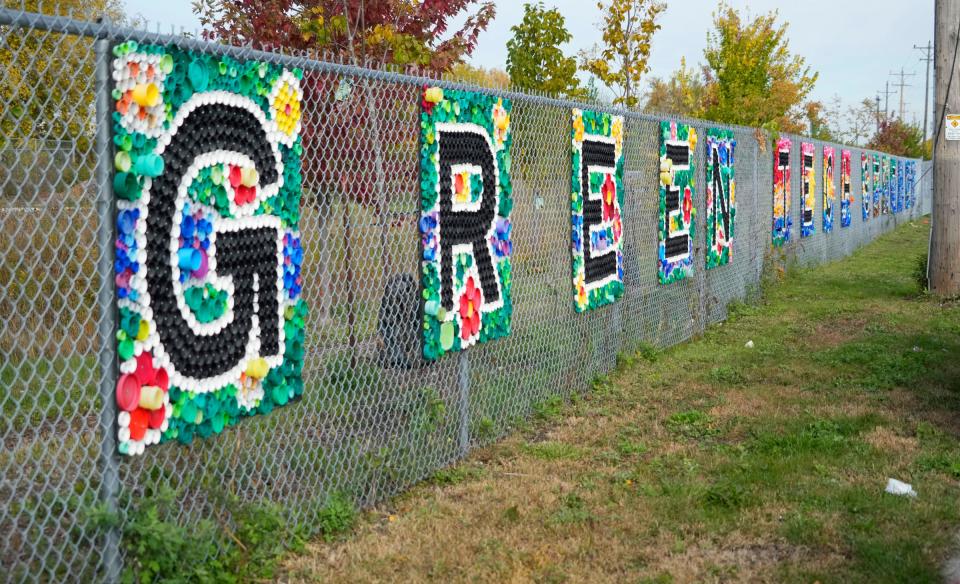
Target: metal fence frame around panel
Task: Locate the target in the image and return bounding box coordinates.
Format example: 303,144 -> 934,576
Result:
0,7 -> 932,582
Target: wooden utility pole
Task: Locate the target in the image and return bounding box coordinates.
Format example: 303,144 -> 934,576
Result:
930,0 -> 960,295
889,68 -> 915,121
879,82 -> 896,121
875,94 -> 882,132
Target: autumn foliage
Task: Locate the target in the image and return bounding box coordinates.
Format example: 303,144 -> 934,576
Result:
701,5 -> 817,133
194,0 -> 494,72
194,0 -> 496,205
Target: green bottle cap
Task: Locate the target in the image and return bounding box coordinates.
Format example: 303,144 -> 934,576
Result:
118,338 -> 134,361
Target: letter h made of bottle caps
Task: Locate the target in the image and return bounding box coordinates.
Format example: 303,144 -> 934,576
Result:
419,87 -> 513,360
111,42 -> 307,455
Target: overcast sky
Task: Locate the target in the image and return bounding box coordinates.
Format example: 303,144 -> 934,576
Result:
124,0 -> 936,129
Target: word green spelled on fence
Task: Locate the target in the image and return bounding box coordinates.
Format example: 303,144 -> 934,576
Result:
0,7 -> 928,582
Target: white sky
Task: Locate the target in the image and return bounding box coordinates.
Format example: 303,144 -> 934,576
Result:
123,0 -> 936,129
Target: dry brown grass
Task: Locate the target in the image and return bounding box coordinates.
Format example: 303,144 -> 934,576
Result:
280,221 -> 960,583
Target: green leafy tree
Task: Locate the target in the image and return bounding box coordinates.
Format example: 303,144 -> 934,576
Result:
644,57 -> 707,117
506,2 -> 583,98
701,3 -> 817,132
805,101 -> 835,141
447,63 -> 510,89
1,0 -> 125,199
867,120 -> 928,159
581,0 -> 666,108
1,0 -> 124,150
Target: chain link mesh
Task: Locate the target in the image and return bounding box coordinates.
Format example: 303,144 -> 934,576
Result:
0,7 -> 932,581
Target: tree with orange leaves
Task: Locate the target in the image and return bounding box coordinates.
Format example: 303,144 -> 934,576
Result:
193,0 -> 495,73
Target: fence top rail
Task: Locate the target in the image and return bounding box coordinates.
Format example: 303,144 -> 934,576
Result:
0,6 -> 922,161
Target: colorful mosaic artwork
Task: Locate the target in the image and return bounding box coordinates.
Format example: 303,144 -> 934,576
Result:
896,159 -> 905,213
772,137 -> 792,246
881,155 -> 890,214
873,154 -> 882,218
658,121 -> 696,284
822,146 -> 836,233
800,142 -> 816,237
111,42 -> 307,455
420,87 -> 512,359
888,157 -> 897,213
860,152 -> 871,220
840,150 -> 852,228
705,128 -> 735,269
571,109 -> 625,311
905,160 -> 916,210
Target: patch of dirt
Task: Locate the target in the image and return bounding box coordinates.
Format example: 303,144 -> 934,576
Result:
656,541 -> 813,582
863,426 -> 920,454
810,317 -> 867,348
708,390 -> 767,420
886,389 -> 960,440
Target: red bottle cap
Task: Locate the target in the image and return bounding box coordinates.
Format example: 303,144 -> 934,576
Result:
135,351 -> 155,386
116,374 -> 141,412
129,408 -> 149,441
148,406 -> 166,430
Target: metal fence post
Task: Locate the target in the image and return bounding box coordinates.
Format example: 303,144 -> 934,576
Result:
94,33 -> 122,584
458,353 -> 470,455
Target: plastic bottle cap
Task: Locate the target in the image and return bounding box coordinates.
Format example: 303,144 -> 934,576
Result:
178,248 -> 202,272
136,319 -> 149,341
192,250 -> 209,279
245,357 -> 269,379
159,54 -> 174,75
229,165 -> 242,188
440,321 -> 454,351
134,153 -> 164,178
138,385 -> 165,410
118,338 -> 135,361
116,374 -> 141,412
134,351 -> 155,386
115,151 -> 132,173
240,167 -> 258,187
188,60 -> 209,91
154,367 -> 168,390
131,82 -> 161,107
148,407 -> 166,430
129,409 -> 149,441
113,172 -> 140,200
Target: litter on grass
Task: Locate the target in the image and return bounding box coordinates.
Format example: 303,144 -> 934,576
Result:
885,478 -> 917,498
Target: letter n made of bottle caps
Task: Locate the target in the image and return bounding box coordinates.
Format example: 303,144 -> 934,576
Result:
705,128 -> 735,270
419,87 -> 513,360
111,42 -> 307,455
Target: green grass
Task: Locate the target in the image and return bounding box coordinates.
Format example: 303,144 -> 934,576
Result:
285,219 -> 960,583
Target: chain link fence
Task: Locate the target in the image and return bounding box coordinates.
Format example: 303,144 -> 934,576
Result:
0,7 -> 931,582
